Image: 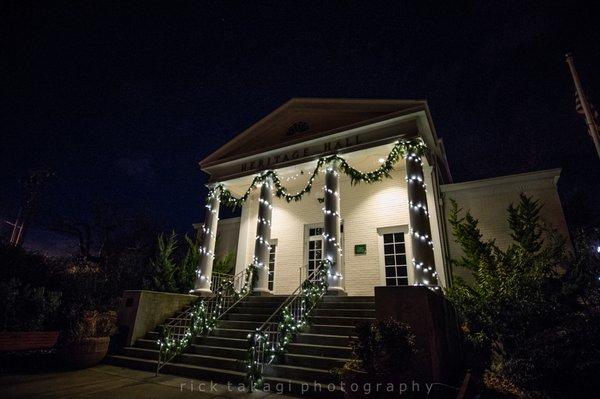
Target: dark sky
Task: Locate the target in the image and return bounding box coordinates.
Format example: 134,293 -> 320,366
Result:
1,1 -> 599,253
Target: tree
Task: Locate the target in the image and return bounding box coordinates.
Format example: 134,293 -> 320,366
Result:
147,232 -> 178,293
176,235 -> 200,293
447,194 -> 600,398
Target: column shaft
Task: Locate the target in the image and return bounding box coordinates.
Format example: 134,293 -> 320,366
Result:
406,151 -> 439,288
252,178 -> 273,294
192,189 -> 220,294
323,163 -> 344,292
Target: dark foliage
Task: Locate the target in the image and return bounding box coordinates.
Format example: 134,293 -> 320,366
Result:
345,318 -> 416,375
447,195 -> 600,398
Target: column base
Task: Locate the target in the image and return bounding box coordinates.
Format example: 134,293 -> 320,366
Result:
252,289 -> 273,297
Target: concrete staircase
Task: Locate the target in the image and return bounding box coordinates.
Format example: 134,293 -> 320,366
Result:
110,295 -> 375,397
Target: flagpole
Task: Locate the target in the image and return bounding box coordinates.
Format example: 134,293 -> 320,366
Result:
565,53 -> 600,159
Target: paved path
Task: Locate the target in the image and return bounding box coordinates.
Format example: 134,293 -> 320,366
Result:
0,364 -> 297,399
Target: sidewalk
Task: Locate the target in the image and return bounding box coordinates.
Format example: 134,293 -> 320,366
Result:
0,364 -> 297,399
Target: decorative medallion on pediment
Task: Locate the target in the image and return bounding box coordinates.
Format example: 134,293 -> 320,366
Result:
286,121 -> 311,136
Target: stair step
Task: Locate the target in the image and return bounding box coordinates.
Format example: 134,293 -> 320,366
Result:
222,313 -> 273,322
195,335 -> 247,349
122,346 -> 158,361
308,324 -> 356,336
283,353 -> 349,370
145,331 -> 159,340
109,355 -> 246,383
227,306 -> 277,315
311,316 -> 375,326
122,347 -> 245,372
312,308 -> 375,317
287,342 -> 352,358
212,328 -> 253,339
321,296 -> 374,302
218,320 -> 272,330
316,301 -> 375,309
135,338 -> 158,350
189,344 -> 247,360
265,363 -> 337,384
178,353 -> 245,372
296,333 -> 354,346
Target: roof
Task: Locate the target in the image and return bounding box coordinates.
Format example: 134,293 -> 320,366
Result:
200,98 -> 428,167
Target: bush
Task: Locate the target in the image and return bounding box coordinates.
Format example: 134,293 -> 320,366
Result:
344,318 -> 416,375
0,277 -> 62,331
447,195 -> 600,398
69,310 -> 118,340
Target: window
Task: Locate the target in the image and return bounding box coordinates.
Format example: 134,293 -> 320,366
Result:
382,232 -> 408,286
268,244 -> 276,291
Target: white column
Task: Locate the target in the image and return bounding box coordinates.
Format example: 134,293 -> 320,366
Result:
323,162 -> 344,293
252,178 -> 273,294
192,187 -> 220,295
406,149 -> 439,289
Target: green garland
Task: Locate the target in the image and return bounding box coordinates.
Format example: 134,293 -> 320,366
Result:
157,264 -> 258,365
245,260 -> 330,390
157,299 -> 216,363
210,138 -> 428,208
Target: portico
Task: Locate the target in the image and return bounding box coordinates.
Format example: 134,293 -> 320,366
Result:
192,99 -> 452,296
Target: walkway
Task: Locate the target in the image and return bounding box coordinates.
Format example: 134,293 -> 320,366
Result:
0,364 -> 296,399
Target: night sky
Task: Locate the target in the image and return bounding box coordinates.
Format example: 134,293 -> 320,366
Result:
2,1 -> 599,254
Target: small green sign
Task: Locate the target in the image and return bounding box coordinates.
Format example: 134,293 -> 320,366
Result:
354,244 -> 367,255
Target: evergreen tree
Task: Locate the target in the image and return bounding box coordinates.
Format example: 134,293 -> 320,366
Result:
447,195 -> 600,398
176,235 -> 200,293
148,232 -> 178,292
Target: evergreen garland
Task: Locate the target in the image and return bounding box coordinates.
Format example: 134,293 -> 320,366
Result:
157,263 -> 258,365
245,260 -> 330,390
210,138 -> 428,208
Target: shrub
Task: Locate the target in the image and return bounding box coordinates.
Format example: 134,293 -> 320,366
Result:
0,277 -> 62,331
447,194 -> 600,398
344,318 -> 416,375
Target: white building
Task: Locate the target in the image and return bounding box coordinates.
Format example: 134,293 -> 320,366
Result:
192,98 -> 570,296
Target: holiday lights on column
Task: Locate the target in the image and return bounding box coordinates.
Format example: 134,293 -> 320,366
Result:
252,176 -> 274,294
323,161 -> 344,293
192,186 -> 221,295
405,148 -> 439,289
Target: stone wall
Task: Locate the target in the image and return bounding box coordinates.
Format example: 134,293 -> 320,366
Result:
117,290 -> 197,347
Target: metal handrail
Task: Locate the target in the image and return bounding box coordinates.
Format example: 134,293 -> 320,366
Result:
156,267 -> 254,374
247,260 -> 330,389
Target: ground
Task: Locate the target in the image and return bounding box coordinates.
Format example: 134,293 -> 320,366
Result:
0,364 -> 297,399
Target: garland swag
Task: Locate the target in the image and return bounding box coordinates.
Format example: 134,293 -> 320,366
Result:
210,138 -> 428,208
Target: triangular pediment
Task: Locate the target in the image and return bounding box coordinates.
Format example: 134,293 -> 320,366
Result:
200,98 -> 427,167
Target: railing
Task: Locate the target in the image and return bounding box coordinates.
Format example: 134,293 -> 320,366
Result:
156,267 -> 254,374
246,260 -> 330,389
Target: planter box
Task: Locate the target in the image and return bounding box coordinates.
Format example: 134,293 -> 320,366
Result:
61,337 -> 110,369
0,331 -> 59,352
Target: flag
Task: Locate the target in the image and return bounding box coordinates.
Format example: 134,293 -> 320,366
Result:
575,91 -> 600,138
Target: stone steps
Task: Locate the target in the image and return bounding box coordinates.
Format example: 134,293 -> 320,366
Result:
110,295 -> 374,397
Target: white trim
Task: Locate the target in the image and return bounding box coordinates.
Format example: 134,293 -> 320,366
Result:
440,169 -> 562,193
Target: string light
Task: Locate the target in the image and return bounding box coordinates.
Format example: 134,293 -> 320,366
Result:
207,139 -> 428,208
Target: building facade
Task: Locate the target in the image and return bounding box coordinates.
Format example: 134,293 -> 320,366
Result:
193,98 -> 569,296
